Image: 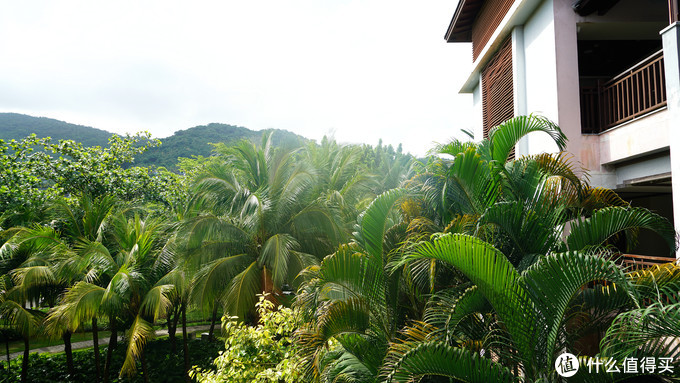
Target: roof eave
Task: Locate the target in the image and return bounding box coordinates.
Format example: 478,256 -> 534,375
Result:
445,0 -> 483,43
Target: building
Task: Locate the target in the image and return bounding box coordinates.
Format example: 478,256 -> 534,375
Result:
445,0 -> 680,257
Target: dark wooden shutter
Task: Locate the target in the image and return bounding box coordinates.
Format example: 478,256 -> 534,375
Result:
482,37 -> 514,140
471,0 -> 516,61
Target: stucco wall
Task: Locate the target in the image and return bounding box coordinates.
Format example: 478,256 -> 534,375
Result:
522,0 -> 561,155
599,108 -> 670,164
471,78 -> 484,142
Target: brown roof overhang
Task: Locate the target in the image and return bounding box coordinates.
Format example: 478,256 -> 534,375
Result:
445,0 -> 486,42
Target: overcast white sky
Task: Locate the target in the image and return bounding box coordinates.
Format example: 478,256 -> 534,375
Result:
0,1 -> 473,156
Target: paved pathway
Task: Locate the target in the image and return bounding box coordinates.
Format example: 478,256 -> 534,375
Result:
7,325 -> 212,360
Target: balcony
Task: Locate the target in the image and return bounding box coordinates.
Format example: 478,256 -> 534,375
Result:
618,253 -> 676,272
580,50 -> 667,134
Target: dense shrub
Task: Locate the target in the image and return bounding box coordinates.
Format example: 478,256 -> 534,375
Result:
191,294 -> 301,383
0,336 -> 223,383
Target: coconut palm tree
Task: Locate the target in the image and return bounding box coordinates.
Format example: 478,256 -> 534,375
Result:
4,194 -> 117,379
185,133 -> 344,321
0,269 -> 44,383
46,210 -> 173,382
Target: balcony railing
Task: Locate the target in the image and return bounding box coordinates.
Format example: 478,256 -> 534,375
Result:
580,50 -> 667,133
618,253 -> 676,272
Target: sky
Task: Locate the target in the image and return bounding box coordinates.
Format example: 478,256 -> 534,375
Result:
0,1 -> 473,156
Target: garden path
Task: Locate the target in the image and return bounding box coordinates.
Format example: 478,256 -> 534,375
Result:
7,325 -> 212,360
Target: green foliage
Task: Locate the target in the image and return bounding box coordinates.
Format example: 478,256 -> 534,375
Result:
0,337 -> 223,383
294,189 -> 408,382
0,135 -> 57,224
3,113 -> 679,383
191,294 -> 302,383
0,133 -> 188,228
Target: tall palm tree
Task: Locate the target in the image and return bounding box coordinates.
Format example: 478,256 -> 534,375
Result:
46,210 -> 173,382
295,188 -> 407,382
406,115 -> 675,271
6,194 -> 118,379
186,133 -> 344,320
302,137 -> 380,237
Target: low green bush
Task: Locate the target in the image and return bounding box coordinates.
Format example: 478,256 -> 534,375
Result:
0,336 -> 223,383
191,294 -> 301,383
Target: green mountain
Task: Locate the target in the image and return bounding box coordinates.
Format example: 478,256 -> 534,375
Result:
136,123 -> 308,169
0,113 -> 308,169
0,113 -> 112,147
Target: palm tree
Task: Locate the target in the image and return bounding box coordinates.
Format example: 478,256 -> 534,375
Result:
294,188 -> 407,382
294,115 -> 678,382
0,271 -> 44,383
381,233 -> 679,382
46,210 -> 173,382
302,136 -> 381,237
185,133 -> 344,320
5,194 -> 118,379
406,115 -> 675,270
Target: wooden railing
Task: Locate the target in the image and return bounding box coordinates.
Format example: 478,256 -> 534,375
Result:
618,253 -> 676,272
580,50 -> 667,133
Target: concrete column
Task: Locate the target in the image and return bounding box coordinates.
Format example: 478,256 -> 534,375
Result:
660,22 -> 680,255
512,26 -> 529,156
553,0 -> 584,159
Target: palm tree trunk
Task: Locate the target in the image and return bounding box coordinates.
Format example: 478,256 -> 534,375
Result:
21,336 -> 29,383
5,334 -> 9,370
92,318 -> 101,383
181,305 -> 190,383
208,304 -> 218,340
109,318 -> 118,350
63,330 -> 74,376
168,307 -> 177,353
141,350 -> 149,383
103,317 -> 117,383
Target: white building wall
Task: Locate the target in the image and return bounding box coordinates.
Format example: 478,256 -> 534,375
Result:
471,77 -> 484,143
520,0 -> 561,155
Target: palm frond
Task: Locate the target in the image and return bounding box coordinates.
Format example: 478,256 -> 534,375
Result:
140,284 -> 173,321
0,300 -> 43,337
355,188 -> 406,265
120,315 -> 156,377
189,253 -> 251,314
225,261 -> 262,319
486,115 -> 567,163
406,233 -> 536,369
522,251 -> 637,366
566,206 -> 676,253
258,234 -> 299,288
600,301 -> 680,362
381,341 -> 518,383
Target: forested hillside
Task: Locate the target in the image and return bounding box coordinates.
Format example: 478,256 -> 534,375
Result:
0,113 -> 308,169
0,113 -> 112,147
134,123 -> 308,169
